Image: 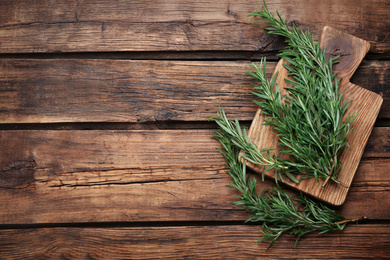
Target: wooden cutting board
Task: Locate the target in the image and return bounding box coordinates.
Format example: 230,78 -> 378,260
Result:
246,26 -> 383,206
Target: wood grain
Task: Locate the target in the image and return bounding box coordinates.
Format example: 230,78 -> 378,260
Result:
246,27 -> 383,205
0,59 -> 388,123
0,225 -> 389,259
0,0 -> 389,53
362,127 -> 390,158
0,0 -> 388,257
0,129 -> 388,224
320,26 -> 371,85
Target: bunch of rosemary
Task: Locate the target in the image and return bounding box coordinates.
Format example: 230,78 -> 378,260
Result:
212,114 -> 360,249
245,1 -> 355,185
210,1 -> 362,248
213,0 -> 356,188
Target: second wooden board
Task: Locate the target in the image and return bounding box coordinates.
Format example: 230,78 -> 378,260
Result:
246,26 -> 383,206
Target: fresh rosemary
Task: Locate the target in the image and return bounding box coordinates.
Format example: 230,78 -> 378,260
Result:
212,107 -> 363,249
245,1 -> 356,185
210,1 -> 363,249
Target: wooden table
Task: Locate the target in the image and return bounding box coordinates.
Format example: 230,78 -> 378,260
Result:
0,1 -> 389,259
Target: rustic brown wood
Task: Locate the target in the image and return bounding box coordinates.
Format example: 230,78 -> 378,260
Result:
0,59 -> 388,123
342,159 -> 390,219
362,127 -> 390,158
0,0 -> 389,53
351,60 -> 390,119
0,129 -> 388,224
246,27 -> 383,206
0,225 -> 389,259
0,0 -> 388,258
320,26 -> 371,85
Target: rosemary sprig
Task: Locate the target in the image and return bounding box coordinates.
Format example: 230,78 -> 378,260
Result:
246,1 -> 356,184
211,107 -> 297,184
212,109 -> 363,249
209,1 -> 364,248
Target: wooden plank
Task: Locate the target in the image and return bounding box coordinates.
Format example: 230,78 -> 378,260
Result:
0,129 -> 388,224
0,0 -> 389,53
350,60 -> 390,119
363,127 -> 390,158
343,159 -> 390,220
0,129 -> 242,224
0,225 -> 389,259
0,59 -> 388,123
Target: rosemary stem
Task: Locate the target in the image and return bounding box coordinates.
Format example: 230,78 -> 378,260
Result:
323,155 -> 337,187
335,217 -> 367,225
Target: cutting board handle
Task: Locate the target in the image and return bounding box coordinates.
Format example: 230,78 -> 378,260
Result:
320,26 -> 370,85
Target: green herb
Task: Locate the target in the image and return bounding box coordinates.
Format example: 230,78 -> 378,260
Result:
210,1 -> 364,248
212,107 -> 364,249
245,1 -> 356,185
212,106 -> 296,184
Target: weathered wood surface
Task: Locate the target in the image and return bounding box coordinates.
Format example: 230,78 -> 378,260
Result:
320,26 -> 371,85
0,0 -> 389,53
0,225 -> 389,259
0,59 -> 388,123
0,129 -> 388,224
0,0 -> 389,258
